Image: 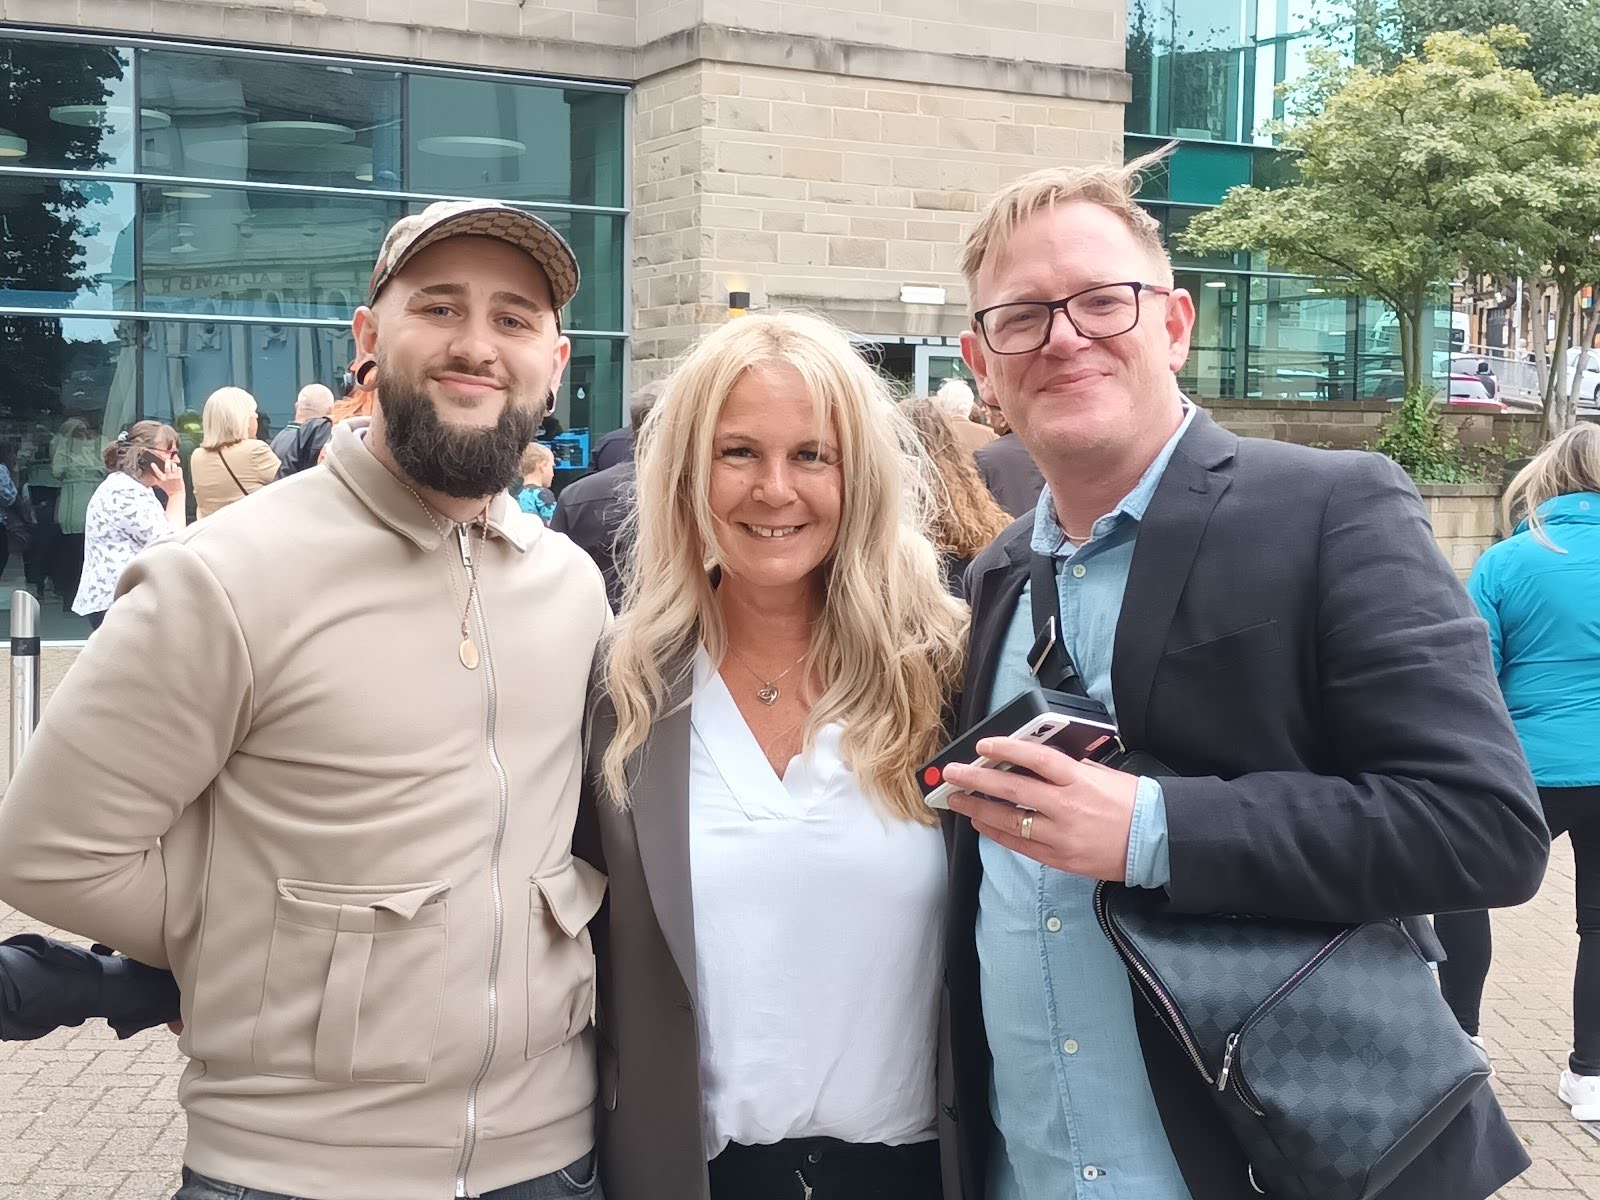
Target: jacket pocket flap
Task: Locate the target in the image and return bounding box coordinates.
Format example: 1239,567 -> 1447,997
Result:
277,879 -> 451,923
532,859 -> 608,938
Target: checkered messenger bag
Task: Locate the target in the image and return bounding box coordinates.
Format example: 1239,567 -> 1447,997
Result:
1094,868 -> 1490,1200
1023,554 -> 1490,1199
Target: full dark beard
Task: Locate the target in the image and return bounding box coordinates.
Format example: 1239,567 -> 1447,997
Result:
378,360 -> 542,500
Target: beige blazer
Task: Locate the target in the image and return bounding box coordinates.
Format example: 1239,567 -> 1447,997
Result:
190,439 -> 280,518
576,662 -> 965,1200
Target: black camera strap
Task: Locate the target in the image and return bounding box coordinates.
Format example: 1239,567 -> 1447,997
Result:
1027,551 -> 1092,700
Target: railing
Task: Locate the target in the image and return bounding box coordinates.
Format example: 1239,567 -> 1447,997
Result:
10,589 -> 41,774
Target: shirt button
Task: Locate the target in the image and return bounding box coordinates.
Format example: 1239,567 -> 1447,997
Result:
1071,563 -> 1087,578
1083,1165 -> 1104,1180
1045,916 -> 1062,932
1062,1038 -> 1079,1055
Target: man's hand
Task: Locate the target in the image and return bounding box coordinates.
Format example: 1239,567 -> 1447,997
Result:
944,736 -> 1139,880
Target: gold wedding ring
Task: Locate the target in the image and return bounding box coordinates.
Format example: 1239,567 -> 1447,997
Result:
1020,813 -> 1034,841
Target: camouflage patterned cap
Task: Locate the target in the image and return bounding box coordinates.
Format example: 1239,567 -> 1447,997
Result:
366,199 -> 580,313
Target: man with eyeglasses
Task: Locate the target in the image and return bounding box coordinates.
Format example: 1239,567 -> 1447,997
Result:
933,154 -> 1546,1199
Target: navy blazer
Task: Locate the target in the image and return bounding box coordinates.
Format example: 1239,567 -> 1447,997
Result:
939,410 -> 1548,1200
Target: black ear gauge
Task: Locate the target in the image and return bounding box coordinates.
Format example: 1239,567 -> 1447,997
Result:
355,359 -> 378,387
545,390 -> 557,415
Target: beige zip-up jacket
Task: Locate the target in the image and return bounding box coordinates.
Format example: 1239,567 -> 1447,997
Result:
0,423 -> 610,1200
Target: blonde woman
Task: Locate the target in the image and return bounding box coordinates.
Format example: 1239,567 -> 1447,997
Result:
585,312 -> 967,1200
1436,424 -> 1600,1114
900,395 -> 1013,597
189,387 -> 280,518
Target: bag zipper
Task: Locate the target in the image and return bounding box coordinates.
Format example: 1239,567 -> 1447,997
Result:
1093,882 -> 1215,1085
1216,926 -> 1358,1117
1096,881 -> 1357,1116
454,524 -> 511,1199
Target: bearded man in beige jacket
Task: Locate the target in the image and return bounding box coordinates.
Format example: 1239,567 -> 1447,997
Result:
0,202 -> 611,1200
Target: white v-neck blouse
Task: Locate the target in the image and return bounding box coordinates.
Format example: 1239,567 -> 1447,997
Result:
687,648 -> 947,1159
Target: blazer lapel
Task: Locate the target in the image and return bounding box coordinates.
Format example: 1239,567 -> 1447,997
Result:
1112,411 -> 1236,750
960,529 -> 1032,726
627,667 -> 699,1005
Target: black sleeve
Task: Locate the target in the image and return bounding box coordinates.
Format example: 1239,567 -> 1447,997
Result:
1160,452 -> 1548,922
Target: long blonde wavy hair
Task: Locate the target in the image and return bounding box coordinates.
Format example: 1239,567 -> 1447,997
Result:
1504,424 -> 1600,551
600,311 -> 969,824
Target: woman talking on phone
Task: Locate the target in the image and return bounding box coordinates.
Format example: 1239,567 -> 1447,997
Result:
585,311 -> 968,1200
72,421 -> 186,632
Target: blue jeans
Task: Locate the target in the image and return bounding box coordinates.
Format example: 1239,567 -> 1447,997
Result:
172,1152 -> 601,1200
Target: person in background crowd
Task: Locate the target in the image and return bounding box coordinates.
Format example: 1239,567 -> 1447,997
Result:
584,310 -> 967,1200
0,444 -> 20,584
1435,424 -> 1600,1119
941,151 -> 1544,1200
51,417 -> 104,614
899,395 -> 1011,598
277,385 -> 342,478
935,378 -> 995,456
0,199 -> 605,1200
21,429 -> 61,599
549,383 -> 661,609
270,383 -> 334,462
189,387 -> 280,519
329,369 -> 376,425
516,441 -> 558,523
590,383 -> 661,472
71,421 -> 185,632
973,394 -> 1045,519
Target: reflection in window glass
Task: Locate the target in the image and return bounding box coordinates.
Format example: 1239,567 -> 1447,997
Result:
0,39 -> 136,172
142,186 -> 402,320
1175,270 -> 1243,398
407,77 -> 625,208
138,50 -> 401,189
1248,275 -> 1360,400
0,176 -> 135,310
538,211 -> 625,332
141,319 -> 355,439
552,336 -> 626,470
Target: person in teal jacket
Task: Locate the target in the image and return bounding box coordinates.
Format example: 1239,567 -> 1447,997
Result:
1437,423 -> 1600,1120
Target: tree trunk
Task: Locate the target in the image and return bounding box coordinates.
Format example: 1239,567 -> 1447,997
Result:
1543,282 -> 1578,443
1557,299 -> 1600,439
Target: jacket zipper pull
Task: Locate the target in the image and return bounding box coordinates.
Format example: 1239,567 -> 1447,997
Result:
1217,1032 -> 1240,1093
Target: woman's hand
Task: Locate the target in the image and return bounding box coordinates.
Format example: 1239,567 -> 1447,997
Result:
147,459 -> 185,495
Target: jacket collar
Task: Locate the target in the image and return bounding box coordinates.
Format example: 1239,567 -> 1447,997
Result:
1516,491 -> 1600,534
960,409 -> 1238,740
324,419 -> 533,554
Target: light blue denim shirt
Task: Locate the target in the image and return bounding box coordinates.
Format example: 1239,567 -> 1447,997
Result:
977,404 -> 1195,1200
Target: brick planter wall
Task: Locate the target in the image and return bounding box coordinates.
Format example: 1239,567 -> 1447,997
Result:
1205,398 -> 1538,452
1415,484 -> 1503,579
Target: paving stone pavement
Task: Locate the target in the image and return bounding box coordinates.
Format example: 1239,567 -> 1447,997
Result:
0,649 -> 1595,1198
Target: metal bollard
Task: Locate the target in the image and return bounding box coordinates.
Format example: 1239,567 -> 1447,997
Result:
10,588 -> 41,774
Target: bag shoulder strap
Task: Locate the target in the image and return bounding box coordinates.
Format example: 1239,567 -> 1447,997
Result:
1028,551 -> 1091,699
217,445 -> 249,497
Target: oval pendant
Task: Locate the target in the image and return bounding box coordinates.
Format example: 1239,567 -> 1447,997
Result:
459,637 -> 481,670
756,683 -> 779,706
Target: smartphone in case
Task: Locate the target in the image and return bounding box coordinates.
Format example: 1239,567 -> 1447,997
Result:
922,711 -> 1120,810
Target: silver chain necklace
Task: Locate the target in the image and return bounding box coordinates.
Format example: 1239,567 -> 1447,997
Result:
402,482 -> 489,671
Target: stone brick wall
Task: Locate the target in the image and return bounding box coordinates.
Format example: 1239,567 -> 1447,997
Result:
1206,399 -> 1539,452
632,61 -> 1125,377
1418,484 -> 1503,579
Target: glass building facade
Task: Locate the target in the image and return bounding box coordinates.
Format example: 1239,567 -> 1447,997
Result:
1126,0 -> 1442,401
0,32 -> 627,638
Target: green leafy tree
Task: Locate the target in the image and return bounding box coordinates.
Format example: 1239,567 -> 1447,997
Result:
1349,0 -> 1600,96
1179,31 -> 1590,403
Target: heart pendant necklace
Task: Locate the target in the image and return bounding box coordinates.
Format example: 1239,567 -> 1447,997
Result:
725,644 -> 807,706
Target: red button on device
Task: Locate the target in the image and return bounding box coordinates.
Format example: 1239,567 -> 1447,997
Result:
922,766 -> 942,787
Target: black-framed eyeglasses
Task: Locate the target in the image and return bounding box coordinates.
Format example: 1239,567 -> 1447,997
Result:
972,282 -> 1172,354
